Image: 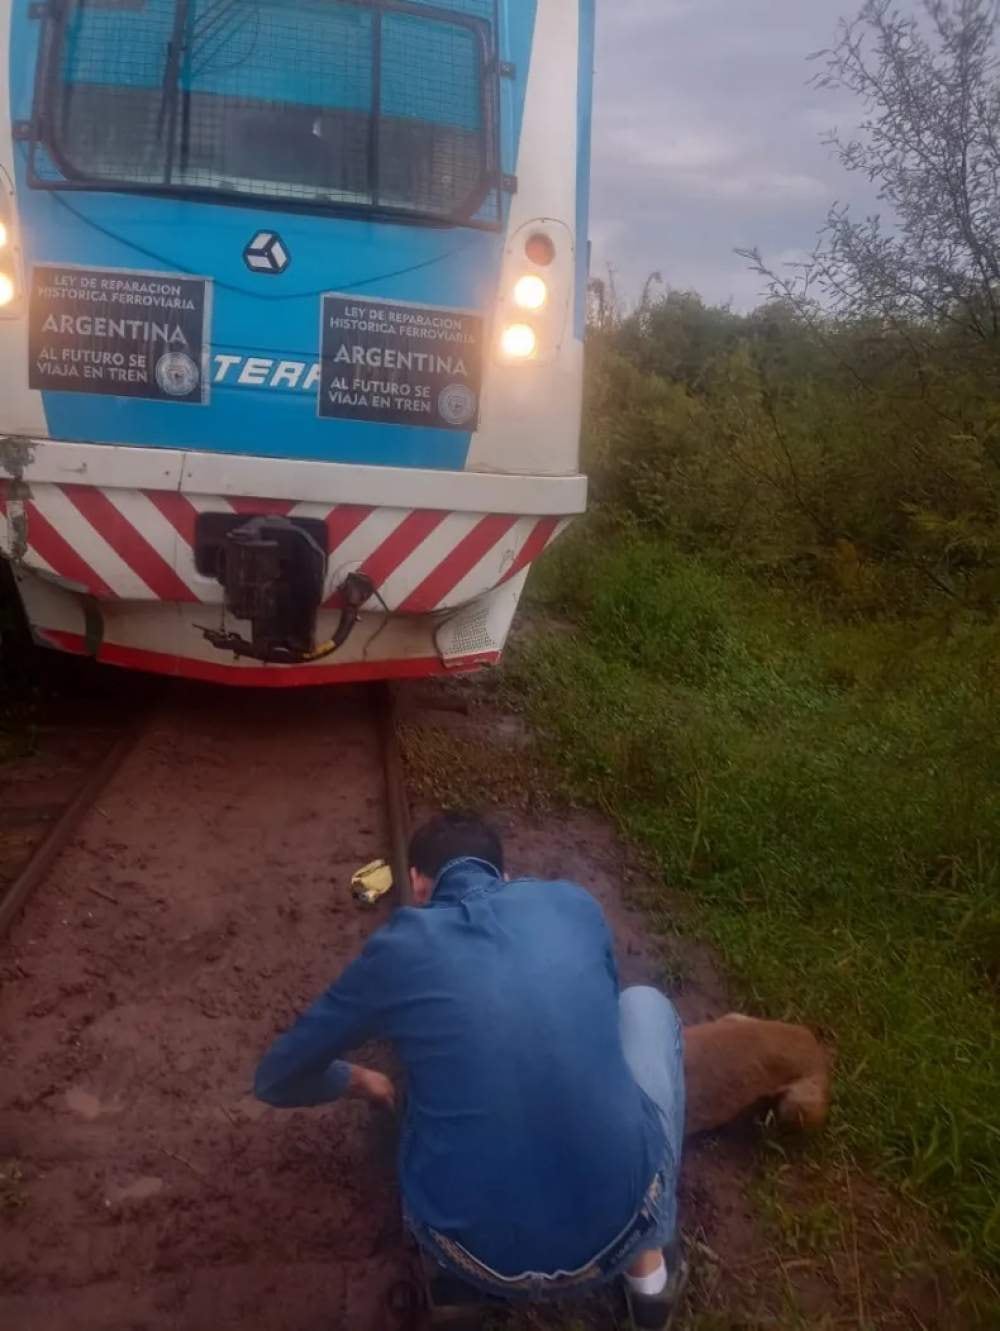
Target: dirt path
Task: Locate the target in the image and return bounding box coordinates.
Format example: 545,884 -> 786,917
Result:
0,669 -> 968,1330
1,672 -> 764,1331
0,684 -> 405,1331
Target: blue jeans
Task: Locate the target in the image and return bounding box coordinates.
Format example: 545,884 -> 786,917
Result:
411,986 -> 686,1302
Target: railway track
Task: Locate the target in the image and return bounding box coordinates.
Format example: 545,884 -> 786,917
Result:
0,728 -> 139,939
0,680 -> 413,939
0,677 -> 426,1331
0,650 -> 151,936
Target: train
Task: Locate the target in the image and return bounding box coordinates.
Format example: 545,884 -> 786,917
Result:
0,0 -> 593,686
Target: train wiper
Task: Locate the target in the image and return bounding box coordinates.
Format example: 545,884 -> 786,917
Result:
186,0 -> 247,80
156,0 -> 191,183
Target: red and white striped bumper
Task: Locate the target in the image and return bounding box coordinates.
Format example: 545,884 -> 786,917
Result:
0,443 -> 582,685
0,480 -> 566,613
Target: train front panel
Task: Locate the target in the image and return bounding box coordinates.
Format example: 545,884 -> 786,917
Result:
0,0 -> 592,684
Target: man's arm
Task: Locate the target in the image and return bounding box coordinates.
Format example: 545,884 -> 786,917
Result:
254,943 -> 392,1108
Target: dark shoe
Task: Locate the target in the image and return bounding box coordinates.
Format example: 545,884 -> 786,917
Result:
624,1254 -> 690,1331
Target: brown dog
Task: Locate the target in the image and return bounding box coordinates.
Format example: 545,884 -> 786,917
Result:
682,1014 -> 831,1137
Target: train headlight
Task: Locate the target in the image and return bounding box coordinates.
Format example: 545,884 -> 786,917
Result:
0,183 -> 19,313
513,274 -> 548,311
500,323 -> 538,360
494,221 -> 571,367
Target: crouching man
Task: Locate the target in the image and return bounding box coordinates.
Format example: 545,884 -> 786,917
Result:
255,813 -> 687,1328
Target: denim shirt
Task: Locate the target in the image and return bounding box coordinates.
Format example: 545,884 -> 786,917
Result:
255,859 -> 666,1278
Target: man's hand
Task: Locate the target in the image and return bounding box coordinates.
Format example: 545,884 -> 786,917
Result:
346,1064 -> 397,1112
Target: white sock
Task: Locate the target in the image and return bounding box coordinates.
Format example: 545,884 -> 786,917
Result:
625,1257 -> 668,1297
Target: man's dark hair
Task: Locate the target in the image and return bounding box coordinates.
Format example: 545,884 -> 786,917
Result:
408,812 -> 504,879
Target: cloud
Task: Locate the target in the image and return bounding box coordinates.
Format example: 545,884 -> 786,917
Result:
589,0 -> 890,309
606,127 -> 735,175
599,123 -> 828,204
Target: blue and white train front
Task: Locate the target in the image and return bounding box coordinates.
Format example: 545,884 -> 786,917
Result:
0,0 -> 592,685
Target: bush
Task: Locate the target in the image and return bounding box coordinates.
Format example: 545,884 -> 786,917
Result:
584,298 -> 1000,617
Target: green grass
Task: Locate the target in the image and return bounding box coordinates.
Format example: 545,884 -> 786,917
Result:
505,524 -> 1000,1278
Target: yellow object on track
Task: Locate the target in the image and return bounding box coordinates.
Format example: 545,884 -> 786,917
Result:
351,859 -> 394,907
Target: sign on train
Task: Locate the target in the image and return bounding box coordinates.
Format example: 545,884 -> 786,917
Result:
319,294 -> 483,431
28,265 -> 210,404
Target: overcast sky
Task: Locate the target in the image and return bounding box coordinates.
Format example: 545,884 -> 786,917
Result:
590,0 -> 883,311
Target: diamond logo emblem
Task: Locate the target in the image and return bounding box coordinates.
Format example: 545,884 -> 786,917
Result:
243,231 -> 290,275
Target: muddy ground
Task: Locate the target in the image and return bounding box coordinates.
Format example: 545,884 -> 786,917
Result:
0,667 -> 968,1330
1,685 -> 405,1331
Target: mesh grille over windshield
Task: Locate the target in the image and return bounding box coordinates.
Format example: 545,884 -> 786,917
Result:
37,0 -> 499,224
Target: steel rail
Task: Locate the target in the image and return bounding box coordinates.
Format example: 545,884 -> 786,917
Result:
0,725 -> 140,938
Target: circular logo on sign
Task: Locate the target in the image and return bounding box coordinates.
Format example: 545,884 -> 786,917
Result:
438,383 -> 477,427
155,351 -> 200,398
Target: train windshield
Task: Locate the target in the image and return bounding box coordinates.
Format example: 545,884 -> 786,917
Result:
43,0 -> 498,223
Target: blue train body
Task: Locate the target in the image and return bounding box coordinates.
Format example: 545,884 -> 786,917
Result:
1,0 -> 592,685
